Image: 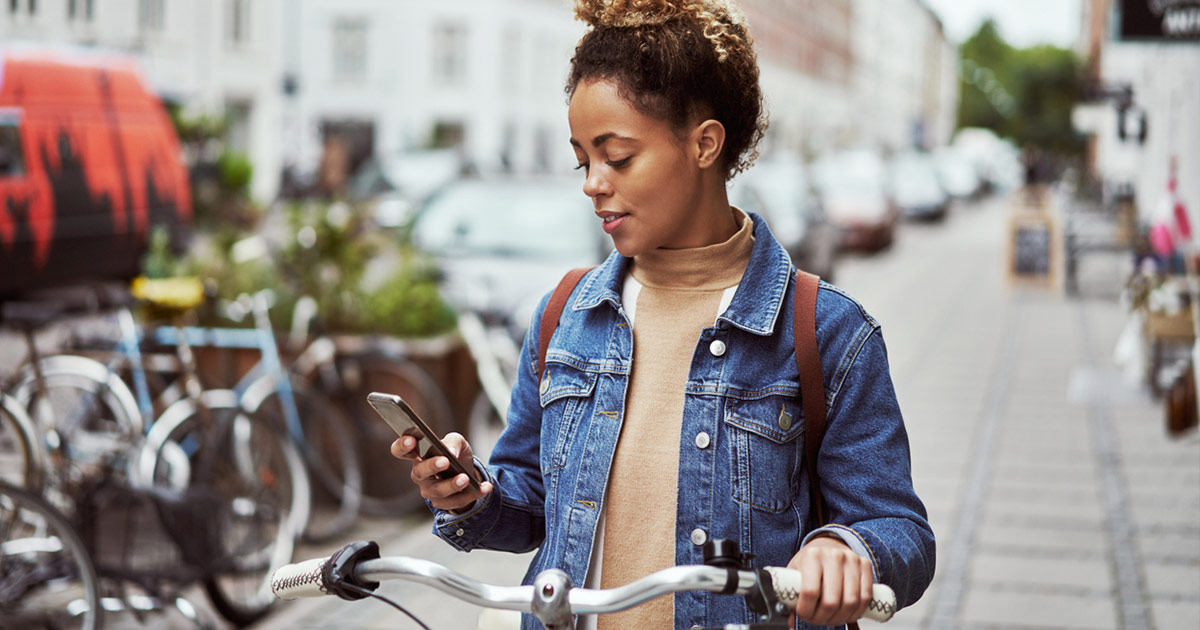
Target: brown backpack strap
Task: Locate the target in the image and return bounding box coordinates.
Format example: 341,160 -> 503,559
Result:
794,270 -> 828,527
538,267 -> 594,381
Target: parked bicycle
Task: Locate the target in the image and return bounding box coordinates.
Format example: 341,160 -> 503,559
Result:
271,539 -> 897,629
0,478 -> 102,630
1,279 -> 308,626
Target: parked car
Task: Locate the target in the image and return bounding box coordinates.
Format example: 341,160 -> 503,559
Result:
349,149 -> 468,228
888,151 -> 950,222
932,147 -> 983,200
0,45 -> 192,297
411,175 -> 610,337
811,149 -> 898,252
730,154 -> 838,280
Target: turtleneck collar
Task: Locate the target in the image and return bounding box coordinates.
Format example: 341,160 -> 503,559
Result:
630,207 -> 755,290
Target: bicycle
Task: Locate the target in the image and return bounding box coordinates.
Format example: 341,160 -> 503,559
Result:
128,289 -> 363,544
284,295 -> 457,516
270,539 -> 897,630
0,478 -> 102,630
2,280 -> 310,626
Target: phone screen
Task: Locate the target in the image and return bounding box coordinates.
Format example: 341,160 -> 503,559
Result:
367,392 -> 481,491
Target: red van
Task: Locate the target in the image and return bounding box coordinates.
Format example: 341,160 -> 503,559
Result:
0,45 -> 191,298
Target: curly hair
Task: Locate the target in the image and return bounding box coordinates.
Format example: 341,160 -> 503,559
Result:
566,0 -> 767,179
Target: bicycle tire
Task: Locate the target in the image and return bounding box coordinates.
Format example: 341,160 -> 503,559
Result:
0,394 -> 45,492
11,355 -> 143,500
134,389 -> 308,626
241,374 -> 363,544
0,478 -> 103,630
325,353 -> 456,516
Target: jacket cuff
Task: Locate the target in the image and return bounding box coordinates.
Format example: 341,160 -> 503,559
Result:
801,524 -> 879,582
430,458 -> 498,551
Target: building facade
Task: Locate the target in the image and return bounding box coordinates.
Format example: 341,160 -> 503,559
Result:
1076,0 -> 1200,233
4,0 -> 959,201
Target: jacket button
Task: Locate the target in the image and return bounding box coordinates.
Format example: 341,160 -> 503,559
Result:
709,340 -> 726,357
690,528 -> 707,546
694,432 -> 710,449
539,376 -> 550,395
456,528 -> 465,537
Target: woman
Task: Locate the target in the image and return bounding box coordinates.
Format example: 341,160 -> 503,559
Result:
393,1 -> 934,628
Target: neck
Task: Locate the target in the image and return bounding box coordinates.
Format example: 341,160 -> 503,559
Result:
669,171 -> 736,250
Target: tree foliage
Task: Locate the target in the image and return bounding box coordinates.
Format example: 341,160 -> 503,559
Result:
957,19 -> 1086,156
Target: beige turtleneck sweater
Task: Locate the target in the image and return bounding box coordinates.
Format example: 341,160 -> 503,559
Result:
594,209 -> 754,630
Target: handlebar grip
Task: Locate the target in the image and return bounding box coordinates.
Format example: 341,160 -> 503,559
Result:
271,557 -> 330,600
762,567 -> 897,623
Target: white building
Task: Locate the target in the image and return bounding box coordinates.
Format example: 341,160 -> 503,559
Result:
1,0 -> 288,201
4,0 -> 960,201
849,0 -> 958,152
1076,0 -> 1200,236
286,0 -> 585,188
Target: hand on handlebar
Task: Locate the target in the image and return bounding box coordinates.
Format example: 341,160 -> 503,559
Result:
788,536 -> 875,627
390,432 -> 492,512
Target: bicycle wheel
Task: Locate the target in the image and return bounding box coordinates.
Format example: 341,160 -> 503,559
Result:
13,355 -> 143,476
0,479 -> 103,630
135,389 -> 308,626
0,395 -> 45,491
241,374 -> 363,544
327,353 -> 456,515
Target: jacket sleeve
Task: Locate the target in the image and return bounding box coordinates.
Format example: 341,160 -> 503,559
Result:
805,322 -> 936,610
430,294 -> 550,553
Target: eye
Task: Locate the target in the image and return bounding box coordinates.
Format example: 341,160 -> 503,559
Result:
606,157 -> 632,169
574,162 -> 590,173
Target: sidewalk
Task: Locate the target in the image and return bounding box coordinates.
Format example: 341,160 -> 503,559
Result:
838,195 -> 1200,630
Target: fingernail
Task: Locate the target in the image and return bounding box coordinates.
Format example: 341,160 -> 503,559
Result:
438,457 -> 449,469
456,476 -> 467,487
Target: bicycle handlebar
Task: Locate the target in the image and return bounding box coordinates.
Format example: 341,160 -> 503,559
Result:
271,542 -> 897,626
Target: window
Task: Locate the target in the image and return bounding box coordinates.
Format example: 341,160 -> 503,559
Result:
69,0 -> 76,19
28,0 -> 35,15
332,18 -> 368,82
86,0 -> 94,20
432,23 -> 467,86
8,0 -> 18,15
0,120 -> 26,178
226,0 -> 249,44
139,0 -> 164,31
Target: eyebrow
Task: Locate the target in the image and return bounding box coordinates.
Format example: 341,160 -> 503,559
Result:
569,132 -> 636,149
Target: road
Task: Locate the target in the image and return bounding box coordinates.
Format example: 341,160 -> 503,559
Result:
117,192 -> 1200,629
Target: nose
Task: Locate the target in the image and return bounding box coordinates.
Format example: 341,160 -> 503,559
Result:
582,168 -> 611,199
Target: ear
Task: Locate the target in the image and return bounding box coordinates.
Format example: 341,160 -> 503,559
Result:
692,119 -> 726,170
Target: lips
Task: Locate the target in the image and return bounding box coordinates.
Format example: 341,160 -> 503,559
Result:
597,211 -> 629,235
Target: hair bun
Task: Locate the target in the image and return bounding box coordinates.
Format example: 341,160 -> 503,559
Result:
573,0 -> 747,62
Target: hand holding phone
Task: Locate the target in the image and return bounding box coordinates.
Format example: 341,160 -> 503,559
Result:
369,392 -> 482,492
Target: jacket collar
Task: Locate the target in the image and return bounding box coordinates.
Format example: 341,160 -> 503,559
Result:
571,211 -> 793,336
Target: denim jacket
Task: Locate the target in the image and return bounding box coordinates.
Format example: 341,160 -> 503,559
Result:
431,213 -> 935,629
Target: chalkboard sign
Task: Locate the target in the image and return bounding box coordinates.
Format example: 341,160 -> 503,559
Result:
1014,223 -> 1051,275
1008,209 -> 1058,289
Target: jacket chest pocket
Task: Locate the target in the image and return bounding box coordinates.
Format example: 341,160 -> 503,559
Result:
539,362 -> 598,473
723,395 -> 804,513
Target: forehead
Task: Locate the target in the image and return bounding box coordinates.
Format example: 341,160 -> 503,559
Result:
568,79 -> 675,144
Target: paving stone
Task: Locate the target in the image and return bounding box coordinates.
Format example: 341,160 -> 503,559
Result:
975,522 -> 1110,553
983,496 -> 1106,522
1135,531 -> 1200,561
1150,600 -> 1200,629
959,589 -> 1117,629
1143,563 -> 1200,597
969,553 -> 1113,590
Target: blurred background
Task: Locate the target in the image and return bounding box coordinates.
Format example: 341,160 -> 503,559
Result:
0,1 -> 1197,629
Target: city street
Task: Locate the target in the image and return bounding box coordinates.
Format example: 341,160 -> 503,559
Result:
147,192 -> 1200,629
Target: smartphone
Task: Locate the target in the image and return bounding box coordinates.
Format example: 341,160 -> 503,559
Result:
367,392 -> 481,492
